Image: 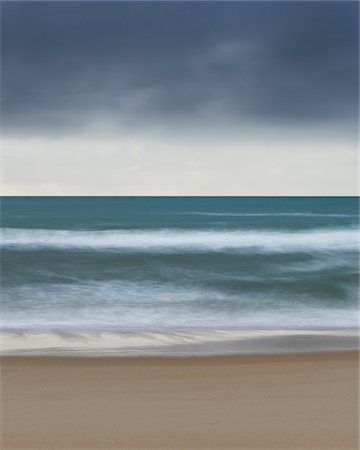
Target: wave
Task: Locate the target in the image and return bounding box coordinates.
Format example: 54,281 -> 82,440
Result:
1,227 -> 358,253
1,292 -> 358,330
2,277 -> 358,333
171,212 -> 358,217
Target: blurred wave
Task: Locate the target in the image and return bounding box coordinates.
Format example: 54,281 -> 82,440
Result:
1,227 -> 358,253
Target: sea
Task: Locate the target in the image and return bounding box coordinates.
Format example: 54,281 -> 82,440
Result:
1,196 -> 359,355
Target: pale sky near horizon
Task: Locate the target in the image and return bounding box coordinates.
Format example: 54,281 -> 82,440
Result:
1,1 -> 359,196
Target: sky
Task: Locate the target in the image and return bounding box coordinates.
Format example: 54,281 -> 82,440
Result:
1,1 -> 359,196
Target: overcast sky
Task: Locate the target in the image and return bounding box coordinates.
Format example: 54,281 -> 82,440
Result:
1,1 -> 358,195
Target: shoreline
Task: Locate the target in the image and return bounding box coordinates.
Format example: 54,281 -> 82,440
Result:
1,327 -> 358,356
1,349 -> 358,362
1,351 -> 359,449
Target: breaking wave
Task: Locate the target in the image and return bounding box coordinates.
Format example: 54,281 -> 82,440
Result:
1,227 -> 358,253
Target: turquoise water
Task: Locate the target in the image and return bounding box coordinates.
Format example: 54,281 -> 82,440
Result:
1,197 -> 359,331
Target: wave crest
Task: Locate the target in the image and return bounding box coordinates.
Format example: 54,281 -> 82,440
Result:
1,227 -> 358,253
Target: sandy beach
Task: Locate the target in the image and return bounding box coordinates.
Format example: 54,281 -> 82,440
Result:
1,351 -> 358,450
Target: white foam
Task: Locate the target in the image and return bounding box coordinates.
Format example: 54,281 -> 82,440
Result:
1,328 -> 358,356
1,227 -> 358,252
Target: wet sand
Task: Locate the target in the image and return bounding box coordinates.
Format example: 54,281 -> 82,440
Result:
1,352 -> 359,449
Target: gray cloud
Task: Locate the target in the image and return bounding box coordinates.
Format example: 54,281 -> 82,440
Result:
1,1 -> 358,136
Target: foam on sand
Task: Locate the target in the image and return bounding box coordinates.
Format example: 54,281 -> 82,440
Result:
1,328 -> 358,356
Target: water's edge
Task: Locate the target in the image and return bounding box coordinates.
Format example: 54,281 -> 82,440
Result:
1,328 -> 358,356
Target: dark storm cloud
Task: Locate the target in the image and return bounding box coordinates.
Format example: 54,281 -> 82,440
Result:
1,1 -> 358,135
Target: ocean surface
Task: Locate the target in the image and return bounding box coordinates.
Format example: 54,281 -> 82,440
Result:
1,197 -> 359,354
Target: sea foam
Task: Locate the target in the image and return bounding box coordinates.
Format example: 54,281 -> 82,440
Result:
1,227 -> 358,253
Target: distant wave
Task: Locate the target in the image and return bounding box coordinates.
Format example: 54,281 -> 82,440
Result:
1,227 -> 358,252
171,212 -> 358,217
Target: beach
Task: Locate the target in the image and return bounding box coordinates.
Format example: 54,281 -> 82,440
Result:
1,351 -> 358,450
1,197 -> 358,448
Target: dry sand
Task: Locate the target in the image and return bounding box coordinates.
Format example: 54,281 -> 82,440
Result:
1,352 -> 359,449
